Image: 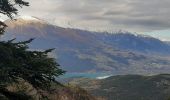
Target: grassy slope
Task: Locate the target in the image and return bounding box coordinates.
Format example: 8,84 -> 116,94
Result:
69,74 -> 170,100
0,79 -> 97,100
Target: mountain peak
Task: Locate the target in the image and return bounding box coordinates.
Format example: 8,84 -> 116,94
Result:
17,16 -> 40,21
4,16 -> 48,28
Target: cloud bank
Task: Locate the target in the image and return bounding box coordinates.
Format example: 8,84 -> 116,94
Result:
6,0 -> 170,33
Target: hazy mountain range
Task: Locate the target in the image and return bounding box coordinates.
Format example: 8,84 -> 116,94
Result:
3,16 -> 170,75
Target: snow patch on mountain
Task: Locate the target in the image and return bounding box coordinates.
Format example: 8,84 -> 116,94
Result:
17,16 -> 40,21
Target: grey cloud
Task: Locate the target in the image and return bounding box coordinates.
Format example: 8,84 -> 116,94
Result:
13,0 -> 170,32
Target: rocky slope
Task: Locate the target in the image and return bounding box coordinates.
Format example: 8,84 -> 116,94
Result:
0,79 -> 97,100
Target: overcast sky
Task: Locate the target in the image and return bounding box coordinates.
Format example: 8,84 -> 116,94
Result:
3,0 -> 170,40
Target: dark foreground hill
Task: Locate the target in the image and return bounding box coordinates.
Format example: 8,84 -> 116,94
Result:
69,74 -> 170,100
3,17 -> 170,75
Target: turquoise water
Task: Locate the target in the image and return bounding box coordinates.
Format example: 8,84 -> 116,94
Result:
59,72 -> 113,79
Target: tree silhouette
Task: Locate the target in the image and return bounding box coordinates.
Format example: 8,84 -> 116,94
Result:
0,0 -> 65,97
0,39 -> 65,90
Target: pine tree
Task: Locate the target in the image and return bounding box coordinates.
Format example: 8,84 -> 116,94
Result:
0,0 -> 66,99
0,39 -> 65,90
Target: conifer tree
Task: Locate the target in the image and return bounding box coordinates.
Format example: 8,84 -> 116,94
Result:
0,0 -> 65,92
0,39 -> 65,90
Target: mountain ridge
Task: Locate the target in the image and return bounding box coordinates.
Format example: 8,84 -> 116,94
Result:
3,17 -> 170,74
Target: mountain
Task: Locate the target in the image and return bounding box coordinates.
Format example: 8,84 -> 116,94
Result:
165,41 -> 170,46
68,74 -> 170,100
98,33 -> 170,55
3,16 -> 170,74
